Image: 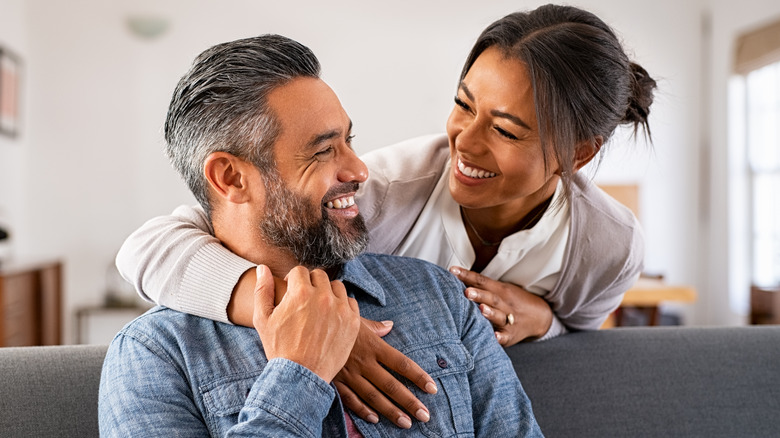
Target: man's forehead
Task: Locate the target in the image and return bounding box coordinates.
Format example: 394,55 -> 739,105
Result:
267,77 -> 351,144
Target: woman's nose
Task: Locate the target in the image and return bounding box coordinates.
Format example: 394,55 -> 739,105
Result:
454,118 -> 486,155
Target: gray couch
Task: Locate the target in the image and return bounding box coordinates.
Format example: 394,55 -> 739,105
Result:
1,326 -> 778,437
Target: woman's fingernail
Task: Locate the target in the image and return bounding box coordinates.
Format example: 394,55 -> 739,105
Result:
467,289 -> 477,300
449,266 -> 461,275
366,413 -> 379,424
381,320 -> 393,327
416,409 -> 430,422
482,306 -> 492,317
398,416 -> 412,429
425,381 -> 438,394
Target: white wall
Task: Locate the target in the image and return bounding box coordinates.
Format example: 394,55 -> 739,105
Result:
0,0 -> 28,258
1,0 -> 773,342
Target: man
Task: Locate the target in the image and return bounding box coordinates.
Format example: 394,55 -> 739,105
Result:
98,34 -> 542,437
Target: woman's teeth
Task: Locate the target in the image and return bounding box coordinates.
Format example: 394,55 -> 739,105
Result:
458,159 -> 496,179
326,196 -> 356,209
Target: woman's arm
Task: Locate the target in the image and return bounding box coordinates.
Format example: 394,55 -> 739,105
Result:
115,204 -> 256,323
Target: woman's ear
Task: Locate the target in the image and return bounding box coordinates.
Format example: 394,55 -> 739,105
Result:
573,136 -> 603,172
203,152 -> 252,204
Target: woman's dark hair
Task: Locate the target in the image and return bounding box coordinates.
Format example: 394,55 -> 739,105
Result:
460,4 -> 657,203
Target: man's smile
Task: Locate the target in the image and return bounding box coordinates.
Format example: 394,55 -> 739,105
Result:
325,195 -> 356,209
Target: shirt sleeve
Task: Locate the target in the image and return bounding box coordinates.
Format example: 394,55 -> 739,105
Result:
99,333 -> 336,438
115,204 -> 256,323
546,176 -> 646,334
227,359 -> 337,438
453,277 -> 544,437
554,216 -> 644,333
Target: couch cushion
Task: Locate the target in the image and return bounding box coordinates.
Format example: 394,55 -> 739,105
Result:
507,326 -> 780,438
0,344 -> 108,438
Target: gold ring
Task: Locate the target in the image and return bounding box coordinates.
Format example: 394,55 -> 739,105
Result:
506,313 -> 515,326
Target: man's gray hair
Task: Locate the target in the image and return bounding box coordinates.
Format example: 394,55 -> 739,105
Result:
164,34 -> 321,217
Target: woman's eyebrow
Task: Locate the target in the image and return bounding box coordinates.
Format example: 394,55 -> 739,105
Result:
459,82 -> 531,130
491,109 -> 531,130
459,82 -> 476,101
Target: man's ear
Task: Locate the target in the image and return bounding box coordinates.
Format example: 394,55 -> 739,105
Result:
573,136 -> 603,172
203,152 -> 253,204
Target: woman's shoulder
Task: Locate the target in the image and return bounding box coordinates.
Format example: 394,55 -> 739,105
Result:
569,174 -> 641,232
359,133 -> 450,183
566,173 -> 644,270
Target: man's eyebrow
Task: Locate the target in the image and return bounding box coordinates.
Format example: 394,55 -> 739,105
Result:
306,120 -> 353,149
459,82 -> 532,131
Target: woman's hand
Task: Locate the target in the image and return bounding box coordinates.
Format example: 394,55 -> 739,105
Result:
449,266 -> 553,346
334,318 -> 438,429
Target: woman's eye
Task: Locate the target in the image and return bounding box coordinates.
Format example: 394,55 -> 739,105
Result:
346,134 -> 355,145
454,96 -> 471,112
495,126 -> 519,140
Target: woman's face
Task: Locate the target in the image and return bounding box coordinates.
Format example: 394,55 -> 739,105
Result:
446,47 -> 559,211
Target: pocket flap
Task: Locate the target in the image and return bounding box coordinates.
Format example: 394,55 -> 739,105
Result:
201,373 -> 259,417
402,340 -> 473,379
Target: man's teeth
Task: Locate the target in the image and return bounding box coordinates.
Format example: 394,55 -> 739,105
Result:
458,159 -> 496,179
326,196 -> 356,209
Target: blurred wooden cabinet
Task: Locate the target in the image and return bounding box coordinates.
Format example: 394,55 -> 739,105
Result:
751,285 -> 780,325
0,259 -> 62,346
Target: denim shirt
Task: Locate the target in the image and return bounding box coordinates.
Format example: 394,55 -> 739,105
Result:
99,253 -> 543,437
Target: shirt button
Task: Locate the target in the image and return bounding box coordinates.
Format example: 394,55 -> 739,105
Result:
437,357 -> 448,368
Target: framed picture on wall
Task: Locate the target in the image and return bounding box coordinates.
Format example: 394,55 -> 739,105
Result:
0,47 -> 21,138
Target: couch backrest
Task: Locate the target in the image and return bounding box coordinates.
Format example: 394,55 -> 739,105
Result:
0,344 -> 107,438
2,327 -> 779,437
507,326 -> 780,438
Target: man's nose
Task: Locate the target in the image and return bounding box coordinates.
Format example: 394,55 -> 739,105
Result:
337,149 -> 368,183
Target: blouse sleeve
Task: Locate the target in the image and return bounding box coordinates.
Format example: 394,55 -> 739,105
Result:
115,204 -> 256,323
545,174 -> 645,335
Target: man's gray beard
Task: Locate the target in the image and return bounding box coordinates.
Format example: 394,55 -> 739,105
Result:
258,177 -> 369,270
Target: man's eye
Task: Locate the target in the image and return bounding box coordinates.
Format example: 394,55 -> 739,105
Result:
314,147 -> 334,159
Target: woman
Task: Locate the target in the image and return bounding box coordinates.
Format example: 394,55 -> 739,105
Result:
118,3 -> 656,427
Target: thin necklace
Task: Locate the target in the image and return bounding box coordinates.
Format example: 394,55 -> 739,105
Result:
461,199 -> 551,247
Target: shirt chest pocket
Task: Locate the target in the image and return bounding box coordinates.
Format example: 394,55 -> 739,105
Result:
200,373 -> 260,436
401,340 -> 475,437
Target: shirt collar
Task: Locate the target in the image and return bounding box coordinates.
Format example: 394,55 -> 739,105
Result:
337,256 -> 387,306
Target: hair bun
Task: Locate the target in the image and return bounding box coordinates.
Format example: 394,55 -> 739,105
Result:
624,62 -> 657,136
